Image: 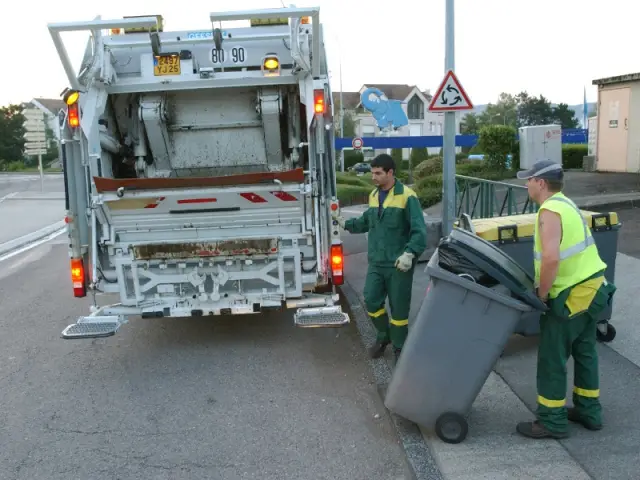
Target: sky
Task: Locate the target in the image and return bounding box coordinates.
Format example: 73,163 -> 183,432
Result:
2,0 -> 637,108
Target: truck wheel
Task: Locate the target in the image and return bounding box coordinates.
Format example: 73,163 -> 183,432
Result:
435,412 -> 468,444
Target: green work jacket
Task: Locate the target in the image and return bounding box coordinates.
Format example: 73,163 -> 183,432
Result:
344,180 -> 427,268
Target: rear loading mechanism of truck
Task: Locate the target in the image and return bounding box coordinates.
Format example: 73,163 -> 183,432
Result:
48,7 -> 350,340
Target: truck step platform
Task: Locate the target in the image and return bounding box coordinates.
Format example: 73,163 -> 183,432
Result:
61,316 -> 123,339
293,306 -> 350,328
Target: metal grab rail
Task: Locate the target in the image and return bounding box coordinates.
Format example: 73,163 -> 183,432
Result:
48,16 -> 160,92
209,7 -> 321,78
455,174 -> 539,219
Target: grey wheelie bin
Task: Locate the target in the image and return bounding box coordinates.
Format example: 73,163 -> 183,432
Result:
384,227 -> 548,444
466,210 -> 621,342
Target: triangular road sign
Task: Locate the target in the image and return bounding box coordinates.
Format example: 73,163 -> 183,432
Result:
428,70 -> 473,112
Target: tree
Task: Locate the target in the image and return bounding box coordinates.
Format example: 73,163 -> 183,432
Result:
0,104 -> 26,166
478,93 -> 519,128
552,103 -> 580,129
477,125 -> 518,171
334,109 -> 356,138
516,92 -> 555,127
460,113 -> 480,134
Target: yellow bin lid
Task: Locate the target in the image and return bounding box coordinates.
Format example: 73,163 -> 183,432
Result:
470,210 -> 619,242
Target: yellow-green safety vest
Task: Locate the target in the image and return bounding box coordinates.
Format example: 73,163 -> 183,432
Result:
533,192 -> 607,299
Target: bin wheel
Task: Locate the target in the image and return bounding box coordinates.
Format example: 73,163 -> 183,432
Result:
435,412 -> 468,444
596,322 -> 616,343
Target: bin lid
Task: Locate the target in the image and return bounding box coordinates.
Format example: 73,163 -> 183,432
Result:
471,211 -> 620,242
441,227 -> 548,311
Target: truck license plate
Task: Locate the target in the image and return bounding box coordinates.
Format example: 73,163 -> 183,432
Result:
153,54 -> 181,76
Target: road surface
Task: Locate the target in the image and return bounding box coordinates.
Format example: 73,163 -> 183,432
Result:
0,234 -> 412,480
0,174 -> 65,245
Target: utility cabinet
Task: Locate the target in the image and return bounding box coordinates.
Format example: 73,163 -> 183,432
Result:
518,124 -> 562,169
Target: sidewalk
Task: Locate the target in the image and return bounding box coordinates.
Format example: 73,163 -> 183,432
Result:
343,247 -> 640,480
339,184 -> 640,479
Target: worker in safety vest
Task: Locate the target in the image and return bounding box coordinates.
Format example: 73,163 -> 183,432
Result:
515,160 -> 616,439
332,154 -> 427,362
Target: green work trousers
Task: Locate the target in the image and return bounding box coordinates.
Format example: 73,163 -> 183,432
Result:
536,310 -> 601,433
363,265 -> 415,349
536,273 -> 615,433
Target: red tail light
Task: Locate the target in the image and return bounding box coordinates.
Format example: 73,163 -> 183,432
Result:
68,103 -> 79,128
314,89 -> 325,114
70,258 -> 86,297
330,244 -> 344,285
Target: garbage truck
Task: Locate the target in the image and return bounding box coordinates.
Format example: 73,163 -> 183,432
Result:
48,7 -> 349,339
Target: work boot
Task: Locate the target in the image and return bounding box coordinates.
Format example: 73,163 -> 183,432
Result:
568,407 -> 603,431
516,420 -> 569,439
368,340 -> 390,359
393,348 -> 402,364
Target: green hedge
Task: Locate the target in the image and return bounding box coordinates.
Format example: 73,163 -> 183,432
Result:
336,162 -> 516,210
562,144 -> 588,169
335,172 -> 371,187
337,184 -> 371,206
414,157 -> 442,179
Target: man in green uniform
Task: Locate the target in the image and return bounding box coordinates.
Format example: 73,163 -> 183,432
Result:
515,160 -> 616,439
332,153 -> 427,362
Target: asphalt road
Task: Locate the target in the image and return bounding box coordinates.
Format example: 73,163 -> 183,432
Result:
0,174 -> 65,245
0,173 -> 64,198
0,233 -> 412,480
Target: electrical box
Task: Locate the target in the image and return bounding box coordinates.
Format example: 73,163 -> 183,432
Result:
518,125 -> 562,169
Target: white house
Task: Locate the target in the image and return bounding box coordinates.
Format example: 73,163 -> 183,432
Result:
333,84 -> 462,159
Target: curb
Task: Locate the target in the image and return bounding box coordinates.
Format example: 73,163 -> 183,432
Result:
0,220 -> 66,257
339,281 -> 445,480
576,198 -> 640,212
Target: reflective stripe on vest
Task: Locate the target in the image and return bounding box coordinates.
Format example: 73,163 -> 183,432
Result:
533,196 -> 595,262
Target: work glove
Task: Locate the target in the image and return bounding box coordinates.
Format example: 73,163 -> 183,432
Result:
395,252 -> 415,272
331,211 -> 346,229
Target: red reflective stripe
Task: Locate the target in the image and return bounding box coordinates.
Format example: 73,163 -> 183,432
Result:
271,191 -> 297,201
144,197 -> 165,208
240,193 -> 267,203
177,197 -> 218,204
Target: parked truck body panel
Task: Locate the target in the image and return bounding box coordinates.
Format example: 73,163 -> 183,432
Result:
48,8 -> 349,339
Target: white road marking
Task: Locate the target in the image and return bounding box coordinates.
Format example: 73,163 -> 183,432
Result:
0,192 -> 17,203
0,228 -> 66,263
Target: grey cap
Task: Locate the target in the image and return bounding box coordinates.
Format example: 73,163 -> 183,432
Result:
516,160 -> 564,180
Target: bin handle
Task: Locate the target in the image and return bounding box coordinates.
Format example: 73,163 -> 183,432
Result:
457,273 -> 477,283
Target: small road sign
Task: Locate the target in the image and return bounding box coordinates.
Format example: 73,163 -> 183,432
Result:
428,70 -> 473,112
352,137 -> 364,150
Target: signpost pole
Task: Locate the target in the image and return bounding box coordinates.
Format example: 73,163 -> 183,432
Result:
38,153 -> 44,192
442,0 -> 456,235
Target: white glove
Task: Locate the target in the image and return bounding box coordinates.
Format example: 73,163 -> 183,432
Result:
331,211 -> 346,229
395,252 -> 415,272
